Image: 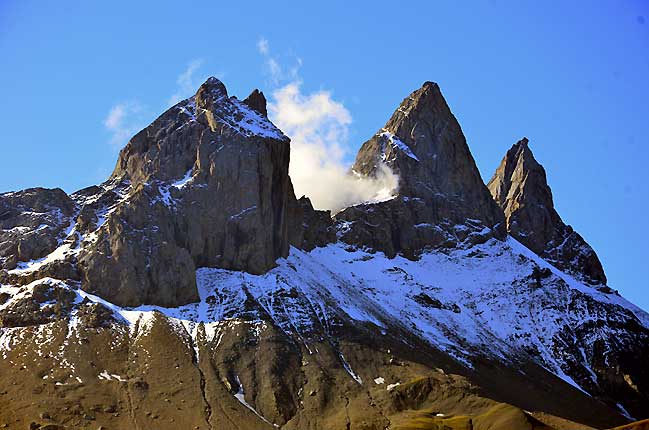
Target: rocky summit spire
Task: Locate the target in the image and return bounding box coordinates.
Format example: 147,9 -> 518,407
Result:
352,81 -> 502,225
76,77 -> 300,306
243,89 -> 268,116
111,77 -> 286,185
336,82 -> 505,258
487,138 -> 607,285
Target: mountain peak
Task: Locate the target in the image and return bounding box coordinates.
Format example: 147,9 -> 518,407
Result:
351,81 -> 502,221
111,78 -> 285,185
488,138 -> 607,284
195,76 -> 228,111
338,82 -> 505,259
510,136 -> 530,152
243,88 -> 268,116
202,76 -> 228,93
92,77 -> 303,306
489,137 -> 548,209
516,136 -> 529,145
509,136 -> 533,159
381,81 -> 447,137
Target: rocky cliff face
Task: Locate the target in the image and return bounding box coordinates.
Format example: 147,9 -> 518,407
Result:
1,78 -> 331,308
0,188 -> 75,271
336,82 -> 504,258
108,77 -> 293,276
487,138 -> 607,285
0,78 -> 647,430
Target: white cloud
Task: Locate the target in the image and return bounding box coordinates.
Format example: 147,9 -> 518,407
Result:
267,58 -> 282,83
259,38 -> 398,212
104,104 -> 126,130
268,82 -> 398,212
103,101 -> 144,147
257,38 -> 269,55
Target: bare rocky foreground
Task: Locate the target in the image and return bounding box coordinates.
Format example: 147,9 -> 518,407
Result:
0,78 -> 647,429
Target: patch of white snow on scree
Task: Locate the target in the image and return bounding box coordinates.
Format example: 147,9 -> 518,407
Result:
339,352 -> 363,384
234,374 -> 273,424
98,370 -> 127,382
172,169 -> 194,189
8,223 -> 80,275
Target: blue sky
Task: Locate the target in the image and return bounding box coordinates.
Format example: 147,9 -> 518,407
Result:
1,1 -> 647,309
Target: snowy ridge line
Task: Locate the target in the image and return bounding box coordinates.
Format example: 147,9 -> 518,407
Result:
507,237 -> 649,329
180,89 -> 286,141
1,236 -> 645,400
229,97 -> 286,141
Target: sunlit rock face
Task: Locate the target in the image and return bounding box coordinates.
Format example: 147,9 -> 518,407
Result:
0,188 -> 76,271
336,82 -> 505,258
75,77 -> 295,306
487,137 -> 606,285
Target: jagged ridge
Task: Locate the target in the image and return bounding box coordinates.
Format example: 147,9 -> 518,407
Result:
487,137 -> 607,285
0,77 -> 647,429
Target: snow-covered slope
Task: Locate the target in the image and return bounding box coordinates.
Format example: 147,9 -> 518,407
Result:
3,235 -> 645,421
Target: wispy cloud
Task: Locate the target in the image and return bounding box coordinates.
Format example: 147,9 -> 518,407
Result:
257,37 -> 301,85
103,101 -> 145,147
260,38 -> 398,211
103,60 -> 224,148
257,38 -> 269,55
167,59 -> 219,106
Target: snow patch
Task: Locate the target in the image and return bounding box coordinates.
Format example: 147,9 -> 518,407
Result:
339,352 -> 362,384
234,375 -> 273,424
4,234 -> 645,403
379,130 -> 419,161
98,370 -> 127,382
172,169 -> 194,189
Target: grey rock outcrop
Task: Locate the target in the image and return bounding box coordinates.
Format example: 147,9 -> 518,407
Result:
0,188 -> 76,270
75,77 -> 297,306
487,138 -> 606,284
77,183 -> 198,307
287,194 -> 336,251
243,89 -> 268,117
0,279 -> 77,327
352,82 -> 500,215
336,196 -> 498,259
336,82 -> 505,257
